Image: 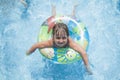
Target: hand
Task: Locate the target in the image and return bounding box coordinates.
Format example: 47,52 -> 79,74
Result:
86,66 -> 93,75
26,51 -> 31,56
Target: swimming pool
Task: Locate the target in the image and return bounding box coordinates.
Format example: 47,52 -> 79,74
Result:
0,0 -> 120,80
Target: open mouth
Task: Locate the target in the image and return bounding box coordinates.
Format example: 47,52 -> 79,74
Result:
56,43 -> 67,48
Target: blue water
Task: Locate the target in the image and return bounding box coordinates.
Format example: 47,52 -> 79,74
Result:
0,0 -> 120,80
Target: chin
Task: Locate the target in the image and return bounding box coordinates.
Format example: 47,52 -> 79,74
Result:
57,45 -> 67,48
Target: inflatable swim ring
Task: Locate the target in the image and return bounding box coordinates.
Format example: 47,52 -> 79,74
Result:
38,15 -> 89,64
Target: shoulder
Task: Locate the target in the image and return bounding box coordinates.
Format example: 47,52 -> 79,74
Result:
37,39 -> 53,48
45,39 -> 53,47
68,37 -> 74,43
68,37 -> 77,48
68,37 -> 74,46
47,39 -> 53,46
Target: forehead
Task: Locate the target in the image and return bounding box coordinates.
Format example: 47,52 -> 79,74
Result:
54,28 -> 67,36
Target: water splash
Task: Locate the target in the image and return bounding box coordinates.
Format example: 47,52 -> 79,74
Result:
0,0 -> 120,80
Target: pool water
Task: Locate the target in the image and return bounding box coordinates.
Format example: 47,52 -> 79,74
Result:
0,0 -> 120,80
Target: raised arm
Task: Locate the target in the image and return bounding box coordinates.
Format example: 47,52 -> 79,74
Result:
69,38 -> 88,66
69,38 -> 92,74
26,39 -> 53,55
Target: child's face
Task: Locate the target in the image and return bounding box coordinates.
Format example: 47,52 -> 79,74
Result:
53,30 -> 68,47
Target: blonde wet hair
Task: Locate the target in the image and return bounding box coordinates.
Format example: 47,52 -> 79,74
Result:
52,23 -> 69,37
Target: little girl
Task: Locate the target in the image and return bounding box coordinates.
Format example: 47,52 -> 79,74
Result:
26,5 -> 92,75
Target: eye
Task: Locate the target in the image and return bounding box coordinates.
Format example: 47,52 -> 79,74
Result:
62,37 -> 67,39
56,37 -> 60,39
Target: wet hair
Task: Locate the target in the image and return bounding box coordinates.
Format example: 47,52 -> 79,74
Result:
52,23 -> 69,37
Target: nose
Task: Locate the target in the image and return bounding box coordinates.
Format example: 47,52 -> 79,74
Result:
59,39 -> 64,43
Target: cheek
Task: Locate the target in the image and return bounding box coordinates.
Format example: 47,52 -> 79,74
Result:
64,39 -> 68,43
54,39 -> 58,43
65,39 -> 68,41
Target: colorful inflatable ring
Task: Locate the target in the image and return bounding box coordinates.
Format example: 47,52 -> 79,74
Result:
38,16 -> 89,64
